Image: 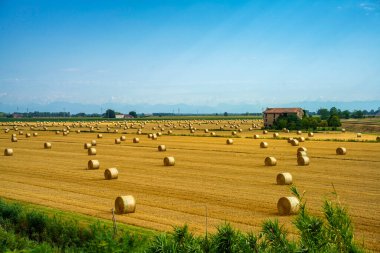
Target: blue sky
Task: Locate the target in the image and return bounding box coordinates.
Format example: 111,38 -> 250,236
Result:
0,0 -> 379,110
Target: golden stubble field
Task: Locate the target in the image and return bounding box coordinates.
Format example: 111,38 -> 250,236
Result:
0,120 -> 379,251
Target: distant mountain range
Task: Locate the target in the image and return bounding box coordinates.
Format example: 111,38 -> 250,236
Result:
0,100 -> 379,114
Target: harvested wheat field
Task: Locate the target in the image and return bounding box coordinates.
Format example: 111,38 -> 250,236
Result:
0,120 -> 379,251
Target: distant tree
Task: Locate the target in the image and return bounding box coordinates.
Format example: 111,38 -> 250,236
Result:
273,114 -> 301,130
341,110 -> 350,119
309,117 -> 319,129
318,120 -> 328,127
328,115 -> 341,128
329,107 -> 340,116
129,111 -> 137,118
104,109 -> 116,118
301,117 -> 310,130
317,108 -> 330,120
351,110 -> 364,119
224,112 -> 228,116
75,112 -> 86,117
277,118 -> 288,129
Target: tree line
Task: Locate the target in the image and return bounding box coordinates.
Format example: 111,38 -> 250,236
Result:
271,106 -> 380,131
316,107 -> 379,119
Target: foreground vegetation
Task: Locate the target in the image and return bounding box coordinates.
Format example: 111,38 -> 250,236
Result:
0,187 -> 364,252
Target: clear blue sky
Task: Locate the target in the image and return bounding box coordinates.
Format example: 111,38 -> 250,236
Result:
0,0 -> 379,108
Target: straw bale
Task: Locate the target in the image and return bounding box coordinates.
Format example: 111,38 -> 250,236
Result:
115,195 -> 136,214
277,197 -> 299,215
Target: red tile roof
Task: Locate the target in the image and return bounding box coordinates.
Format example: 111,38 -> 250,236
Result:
264,108 -> 303,114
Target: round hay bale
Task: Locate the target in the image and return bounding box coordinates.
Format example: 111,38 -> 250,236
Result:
44,142 -> 52,149
276,172 -> 292,185
260,141 -> 268,148
298,137 -> 305,142
88,147 -> 97,155
190,129 -> 195,133
158,145 -> 166,152
152,134 -> 158,140
84,143 -> 91,149
336,147 -> 347,155
210,132 -> 216,136
4,148 -> 13,156
120,136 -> 126,141
341,128 -> 346,133
104,168 -> 118,180
76,130 -> 81,133
297,130 -> 302,135
291,139 -> 299,146
115,195 -> 136,214
287,137 -> 293,143
164,156 -> 175,166
204,129 -> 209,133
226,139 -> 234,145
277,197 -> 300,215
253,134 -> 260,139
238,129 -> 243,133
357,133 -> 362,138
232,131 -> 237,136
377,136 -> 380,142
273,133 -> 279,138
63,131 -> 69,136
168,130 -> 173,134
26,133 -> 31,138
263,130 -> 268,134
56,131 -> 60,134
297,151 -> 307,157
297,156 -> 310,166
19,131 -> 23,135
308,132 -> 314,137
88,159 -> 100,170
97,134 -> 103,138
297,147 -> 307,152
33,132 -> 38,137
115,138 -> 121,144
133,137 -> 140,143
265,156 -> 277,166
11,137 -> 17,142
91,140 -> 97,146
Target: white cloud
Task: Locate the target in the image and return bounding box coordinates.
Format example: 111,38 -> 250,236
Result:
358,2 -> 380,12
61,68 -> 81,72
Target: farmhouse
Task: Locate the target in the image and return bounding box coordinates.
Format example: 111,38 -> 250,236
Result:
115,114 -> 134,119
263,107 -> 304,128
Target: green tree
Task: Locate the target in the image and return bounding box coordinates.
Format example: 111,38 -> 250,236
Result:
104,109 -> 115,118
319,120 -> 328,127
129,111 -> 137,118
224,112 -> 228,116
352,110 -> 364,118
328,115 -> 341,128
341,110 -> 350,119
329,107 -> 340,116
301,117 -> 310,130
317,108 -> 330,120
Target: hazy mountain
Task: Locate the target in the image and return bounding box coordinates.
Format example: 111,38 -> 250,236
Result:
0,100 -> 379,114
